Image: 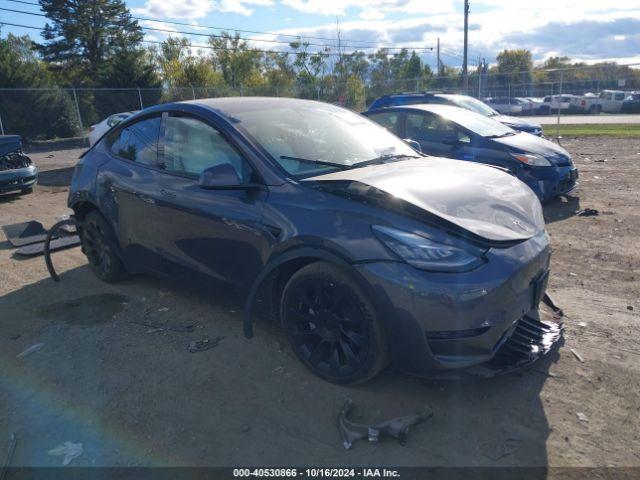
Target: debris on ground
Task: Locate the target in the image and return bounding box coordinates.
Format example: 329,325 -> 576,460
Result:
337,399 -> 431,450
134,320 -> 196,334
16,343 -> 45,358
594,159 -> 607,163
47,441 -> 83,466
569,272 -> 578,277
578,322 -> 587,327
570,348 -> 585,363
627,306 -> 634,311
187,336 -> 224,353
157,307 -> 169,312
574,208 -> 599,217
576,412 -> 589,423
1,433 -> 17,480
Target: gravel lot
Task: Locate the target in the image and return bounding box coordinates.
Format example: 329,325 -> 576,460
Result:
1,137 -> 639,470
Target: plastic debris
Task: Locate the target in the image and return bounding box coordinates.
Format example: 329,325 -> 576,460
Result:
187,336 -> 224,353
570,348 -> 585,363
48,441 -> 83,466
17,343 -> 44,358
337,399 -> 431,450
576,412 -> 589,423
574,208 -> 599,217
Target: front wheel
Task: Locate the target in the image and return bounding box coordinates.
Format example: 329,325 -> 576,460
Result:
281,262 -> 388,384
82,211 -> 128,283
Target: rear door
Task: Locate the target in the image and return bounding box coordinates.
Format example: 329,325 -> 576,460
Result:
100,114 -> 164,268
153,112 -> 269,286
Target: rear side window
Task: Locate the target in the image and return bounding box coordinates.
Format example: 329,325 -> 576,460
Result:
615,93 -> 625,101
366,111 -> 402,135
109,116 -> 161,166
163,115 -> 251,181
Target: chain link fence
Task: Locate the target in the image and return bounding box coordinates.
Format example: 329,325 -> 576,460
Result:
1,63 -> 639,141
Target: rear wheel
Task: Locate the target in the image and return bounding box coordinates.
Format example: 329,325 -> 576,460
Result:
281,262 -> 388,384
82,211 -> 128,283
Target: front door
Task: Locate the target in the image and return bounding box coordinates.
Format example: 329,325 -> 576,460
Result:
153,113 -> 269,287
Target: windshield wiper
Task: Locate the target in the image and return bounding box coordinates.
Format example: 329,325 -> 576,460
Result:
280,155 -> 352,170
350,153 -> 421,169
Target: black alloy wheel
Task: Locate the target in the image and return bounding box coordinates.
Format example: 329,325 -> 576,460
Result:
82,211 -> 128,283
281,262 -> 387,383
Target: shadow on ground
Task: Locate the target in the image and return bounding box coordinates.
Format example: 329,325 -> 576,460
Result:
0,264 -> 558,470
543,194 -> 580,224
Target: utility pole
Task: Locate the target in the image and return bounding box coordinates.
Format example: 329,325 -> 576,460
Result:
463,0 -> 470,92
436,37 -> 441,77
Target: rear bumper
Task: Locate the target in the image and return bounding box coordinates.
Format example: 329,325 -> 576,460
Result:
0,165 -> 38,192
355,231 -> 558,376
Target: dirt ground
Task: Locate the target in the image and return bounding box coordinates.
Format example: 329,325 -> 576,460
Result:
1,137 -> 639,471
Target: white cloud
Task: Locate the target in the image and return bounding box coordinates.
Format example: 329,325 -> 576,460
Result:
134,0 -> 273,20
280,0 -> 455,20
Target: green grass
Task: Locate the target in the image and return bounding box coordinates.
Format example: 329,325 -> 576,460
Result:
545,123 -> 640,137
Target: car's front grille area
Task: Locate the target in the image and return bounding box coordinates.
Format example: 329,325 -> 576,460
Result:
557,169 -> 578,193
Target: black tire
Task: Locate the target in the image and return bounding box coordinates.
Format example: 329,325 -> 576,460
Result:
281,262 -> 388,384
588,105 -> 602,115
82,211 -> 128,283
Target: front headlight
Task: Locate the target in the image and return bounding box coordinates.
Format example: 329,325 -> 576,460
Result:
510,153 -> 552,167
372,225 -> 485,273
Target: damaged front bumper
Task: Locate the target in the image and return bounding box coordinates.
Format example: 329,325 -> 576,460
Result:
0,164 -> 38,193
354,231 -> 563,377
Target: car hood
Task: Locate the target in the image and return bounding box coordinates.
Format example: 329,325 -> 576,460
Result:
493,132 -> 572,160
494,115 -> 541,130
305,157 -> 544,243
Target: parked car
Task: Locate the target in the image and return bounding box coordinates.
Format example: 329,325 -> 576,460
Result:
568,93 -> 602,115
484,97 -> 523,115
0,135 -> 37,195
69,97 -> 560,383
363,104 -> 578,202
368,93 -> 543,136
621,93 -> 640,113
88,111 -> 136,146
538,95 -> 572,114
598,90 -> 628,113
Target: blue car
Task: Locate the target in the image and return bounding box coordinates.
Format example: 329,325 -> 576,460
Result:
68,97 -> 561,383
369,92 -> 544,136
363,104 -> 578,202
0,135 -> 37,195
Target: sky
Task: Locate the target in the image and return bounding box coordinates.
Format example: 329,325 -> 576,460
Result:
1,0 -> 640,69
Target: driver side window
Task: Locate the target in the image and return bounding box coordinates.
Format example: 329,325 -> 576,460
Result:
163,115 -> 251,182
406,113 -> 471,145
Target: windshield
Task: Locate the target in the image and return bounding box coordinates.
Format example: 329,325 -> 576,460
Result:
231,103 -> 418,177
440,108 -> 516,137
447,96 -> 500,117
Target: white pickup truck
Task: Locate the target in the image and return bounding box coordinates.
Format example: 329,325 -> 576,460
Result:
567,90 -> 629,114
597,90 -> 628,113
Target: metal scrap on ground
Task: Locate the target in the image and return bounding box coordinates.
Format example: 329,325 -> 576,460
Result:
337,399 -> 432,450
188,336 -> 225,353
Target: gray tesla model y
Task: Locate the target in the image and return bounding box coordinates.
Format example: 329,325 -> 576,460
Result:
68,97 -> 561,383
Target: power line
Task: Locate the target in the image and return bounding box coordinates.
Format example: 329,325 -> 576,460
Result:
0,20 -> 433,57
1,0 -> 435,51
0,7 -> 435,52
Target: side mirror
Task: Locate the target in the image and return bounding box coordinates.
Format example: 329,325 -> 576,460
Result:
198,163 -> 241,189
403,139 -> 422,153
442,134 -> 459,146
